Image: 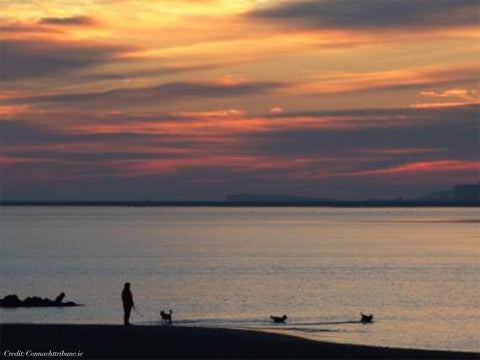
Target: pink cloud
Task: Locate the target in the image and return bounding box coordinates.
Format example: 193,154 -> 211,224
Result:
340,160 -> 480,177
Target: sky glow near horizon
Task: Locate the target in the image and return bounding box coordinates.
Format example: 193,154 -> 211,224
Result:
1,0 -> 479,200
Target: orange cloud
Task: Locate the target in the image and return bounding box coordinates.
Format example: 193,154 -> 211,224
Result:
410,101 -> 480,109
0,104 -> 31,116
412,88 -> 479,108
60,114 -> 378,138
420,88 -> 472,99
293,64 -> 479,96
177,109 -> 246,117
269,106 -> 284,114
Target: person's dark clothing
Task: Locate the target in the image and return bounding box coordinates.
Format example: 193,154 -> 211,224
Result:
122,283 -> 134,325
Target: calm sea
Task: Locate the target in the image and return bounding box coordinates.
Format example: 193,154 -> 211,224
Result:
1,207 -> 479,352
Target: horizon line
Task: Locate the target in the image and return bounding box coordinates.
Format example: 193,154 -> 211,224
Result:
0,199 -> 478,207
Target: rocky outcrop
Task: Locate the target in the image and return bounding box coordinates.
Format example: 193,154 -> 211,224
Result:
0,293 -> 80,307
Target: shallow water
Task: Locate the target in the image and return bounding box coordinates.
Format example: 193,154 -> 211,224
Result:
1,207 -> 479,352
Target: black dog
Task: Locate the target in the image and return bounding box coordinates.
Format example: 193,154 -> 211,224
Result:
160,309 -> 173,324
270,315 -> 287,323
360,312 -> 373,323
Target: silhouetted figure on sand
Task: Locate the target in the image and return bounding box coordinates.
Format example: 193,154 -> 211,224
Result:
122,283 -> 134,325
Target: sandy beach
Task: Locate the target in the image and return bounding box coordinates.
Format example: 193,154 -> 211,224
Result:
0,324 -> 478,360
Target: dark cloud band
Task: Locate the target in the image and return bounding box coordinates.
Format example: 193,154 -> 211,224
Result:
249,0 -> 478,30
8,80 -> 287,107
39,15 -> 96,26
1,39 -> 134,81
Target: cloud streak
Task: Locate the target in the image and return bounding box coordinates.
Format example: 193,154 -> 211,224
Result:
249,0 -> 479,30
8,80 -> 286,107
338,160 -> 480,177
293,65 -> 479,97
1,39 -> 135,81
39,15 -> 97,26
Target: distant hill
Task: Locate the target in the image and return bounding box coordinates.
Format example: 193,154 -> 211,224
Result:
225,194 -> 335,203
420,183 -> 479,202
1,184 -> 478,207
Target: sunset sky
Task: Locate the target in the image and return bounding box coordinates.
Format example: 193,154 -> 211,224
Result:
1,0 -> 479,200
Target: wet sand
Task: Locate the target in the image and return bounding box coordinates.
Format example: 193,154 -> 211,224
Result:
0,324 -> 478,359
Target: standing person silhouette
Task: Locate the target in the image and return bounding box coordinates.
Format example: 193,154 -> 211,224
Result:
121,282 -> 134,325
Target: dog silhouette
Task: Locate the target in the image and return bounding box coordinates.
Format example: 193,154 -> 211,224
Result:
160,309 -> 173,324
270,315 -> 287,323
360,312 -> 373,323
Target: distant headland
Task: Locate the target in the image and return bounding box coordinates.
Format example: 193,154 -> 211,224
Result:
1,184 -> 478,207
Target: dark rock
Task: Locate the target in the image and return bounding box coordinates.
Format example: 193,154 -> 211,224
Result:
0,294 -> 22,307
54,292 -> 65,304
1,293 -> 80,308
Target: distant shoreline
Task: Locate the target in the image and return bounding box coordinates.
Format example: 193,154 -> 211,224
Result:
1,324 -> 478,360
1,200 -> 479,207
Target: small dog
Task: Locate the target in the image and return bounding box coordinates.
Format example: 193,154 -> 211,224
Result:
160,309 -> 173,324
270,315 -> 287,323
360,312 -> 373,323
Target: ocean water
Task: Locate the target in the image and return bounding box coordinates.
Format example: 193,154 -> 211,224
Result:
1,206 -> 479,352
